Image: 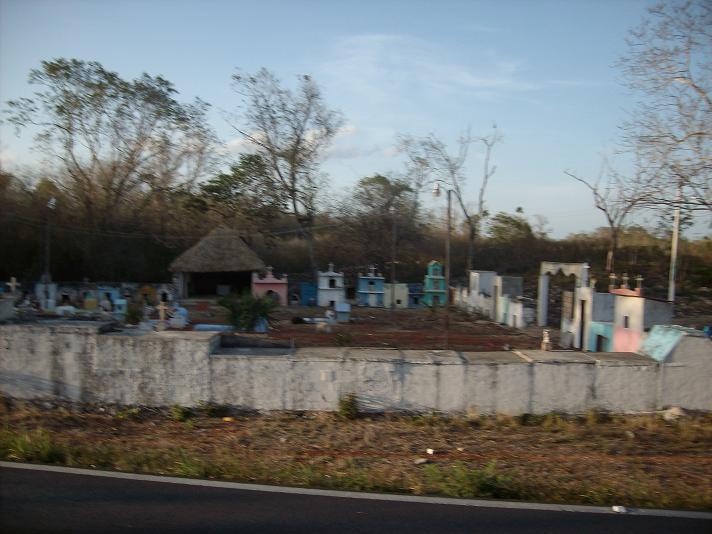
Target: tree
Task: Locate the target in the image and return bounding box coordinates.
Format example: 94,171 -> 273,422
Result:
335,174 -> 423,270
230,68 -> 343,277
189,153 -> 286,230
566,162 -> 648,273
619,0 -> 712,212
487,207 -> 534,242
399,125 -> 500,273
6,59 -> 217,233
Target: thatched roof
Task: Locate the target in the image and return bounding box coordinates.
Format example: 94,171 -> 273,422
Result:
169,227 -> 265,273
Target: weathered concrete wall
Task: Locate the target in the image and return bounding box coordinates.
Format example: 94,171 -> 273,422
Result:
1,323 -> 711,413
0,322 -> 218,406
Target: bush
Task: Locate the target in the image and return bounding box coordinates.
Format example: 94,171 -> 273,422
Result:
338,394 -> 359,420
219,293 -> 276,331
124,304 -> 143,325
170,405 -> 192,422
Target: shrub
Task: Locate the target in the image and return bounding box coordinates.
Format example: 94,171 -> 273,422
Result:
338,394 -> 359,420
219,293 -> 276,331
124,304 -> 143,325
170,405 -> 192,422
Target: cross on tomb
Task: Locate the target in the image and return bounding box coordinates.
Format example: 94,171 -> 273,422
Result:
6,277 -> 20,294
157,301 -> 168,323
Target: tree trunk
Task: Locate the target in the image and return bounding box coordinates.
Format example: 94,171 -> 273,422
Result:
465,221 -> 476,273
606,228 -> 618,273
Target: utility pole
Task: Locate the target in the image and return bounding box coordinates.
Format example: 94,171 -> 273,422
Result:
390,205 -> 397,316
445,188 -> 451,349
42,197 -> 57,284
667,183 -> 681,303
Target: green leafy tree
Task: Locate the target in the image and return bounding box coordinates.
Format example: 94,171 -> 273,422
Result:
487,208 -> 534,242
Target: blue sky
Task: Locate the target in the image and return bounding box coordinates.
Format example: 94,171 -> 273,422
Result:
1,0 -> 707,238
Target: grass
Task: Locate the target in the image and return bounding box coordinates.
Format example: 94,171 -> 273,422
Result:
1,399 -> 711,510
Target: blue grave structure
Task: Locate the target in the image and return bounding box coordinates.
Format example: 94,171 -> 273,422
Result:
408,283 -> 424,308
300,282 -> 317,306
357,266 -> 385,307
423,260 -> 447,306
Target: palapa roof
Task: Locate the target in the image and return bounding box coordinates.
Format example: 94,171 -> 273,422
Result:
169,227 -> 265,273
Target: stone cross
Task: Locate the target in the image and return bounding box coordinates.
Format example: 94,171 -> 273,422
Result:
6,277 -> 20,294
156,301 -> 168,331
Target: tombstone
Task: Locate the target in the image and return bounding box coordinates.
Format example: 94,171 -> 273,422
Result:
156,284 -> 175,304
300,282 -> 317,307
113,298 -> 128,320
6,277 -> 21,295
34,282 -> 57,312
335,302 -> 351,322
55,305 -> 77,317
0,277 -> 19,320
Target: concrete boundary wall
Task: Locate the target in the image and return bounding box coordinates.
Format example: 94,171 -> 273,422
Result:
1,323 -> 710,414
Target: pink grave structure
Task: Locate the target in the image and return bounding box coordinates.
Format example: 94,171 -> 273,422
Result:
251,266 -> 288,306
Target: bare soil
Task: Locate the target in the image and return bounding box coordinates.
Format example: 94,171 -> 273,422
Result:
184,303 -> 543,351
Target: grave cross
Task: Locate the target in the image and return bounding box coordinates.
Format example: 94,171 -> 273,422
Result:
6,277 -> 20,294
155,301 -> 168,331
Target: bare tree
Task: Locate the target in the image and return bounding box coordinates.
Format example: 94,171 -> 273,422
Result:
230,69 -> 343,277
399,125 -> 500,272
566,162 -> 648,272
619,0 -> 712,212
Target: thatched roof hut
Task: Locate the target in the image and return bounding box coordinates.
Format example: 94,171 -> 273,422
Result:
170,227 -> 265,298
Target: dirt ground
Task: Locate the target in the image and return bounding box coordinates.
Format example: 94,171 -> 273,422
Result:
2,399 -> 711,510
183,302 -> 543,351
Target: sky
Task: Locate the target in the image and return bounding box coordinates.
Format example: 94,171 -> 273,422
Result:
1,0 -> 709,238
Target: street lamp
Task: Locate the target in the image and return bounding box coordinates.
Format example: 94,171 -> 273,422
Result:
432,181 -> 451,349
42,196 -> 57,284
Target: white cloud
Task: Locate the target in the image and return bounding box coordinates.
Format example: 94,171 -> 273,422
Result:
320,33 -> 583,104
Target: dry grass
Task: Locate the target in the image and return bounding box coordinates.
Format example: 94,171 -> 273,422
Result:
1,398 -> 711,510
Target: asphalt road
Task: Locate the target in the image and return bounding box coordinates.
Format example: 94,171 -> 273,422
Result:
1,465 -> 710,533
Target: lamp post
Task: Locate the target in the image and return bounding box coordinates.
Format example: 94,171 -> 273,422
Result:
432,181 -> 451,349
42,196 -> 57,284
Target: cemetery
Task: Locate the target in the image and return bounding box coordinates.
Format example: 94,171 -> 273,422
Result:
1,228 -> 711,415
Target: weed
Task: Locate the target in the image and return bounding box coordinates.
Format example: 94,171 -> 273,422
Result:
338,394 -> 359,420
115,407 -> 142,421
424,461 -> 519,499
170,405 -> 192,422
334,332 -> 353,346
584,409 -> 613,426
2,428 -> 66,464
197,401 -> 231,418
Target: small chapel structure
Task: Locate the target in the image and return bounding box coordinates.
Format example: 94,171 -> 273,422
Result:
169,227 -> 265,298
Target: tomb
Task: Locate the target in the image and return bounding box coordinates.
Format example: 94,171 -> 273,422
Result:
169,227 -> 265,298
422,260 -> 447,306
300,282 -> 317,306
252,266 -> 288,306
34,282 -> 57,312
459,270 -> 533,329
317,263 -> 346,307
357,266 -> 385,307
383,283 -> 409,309
408,283 -> 424,308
